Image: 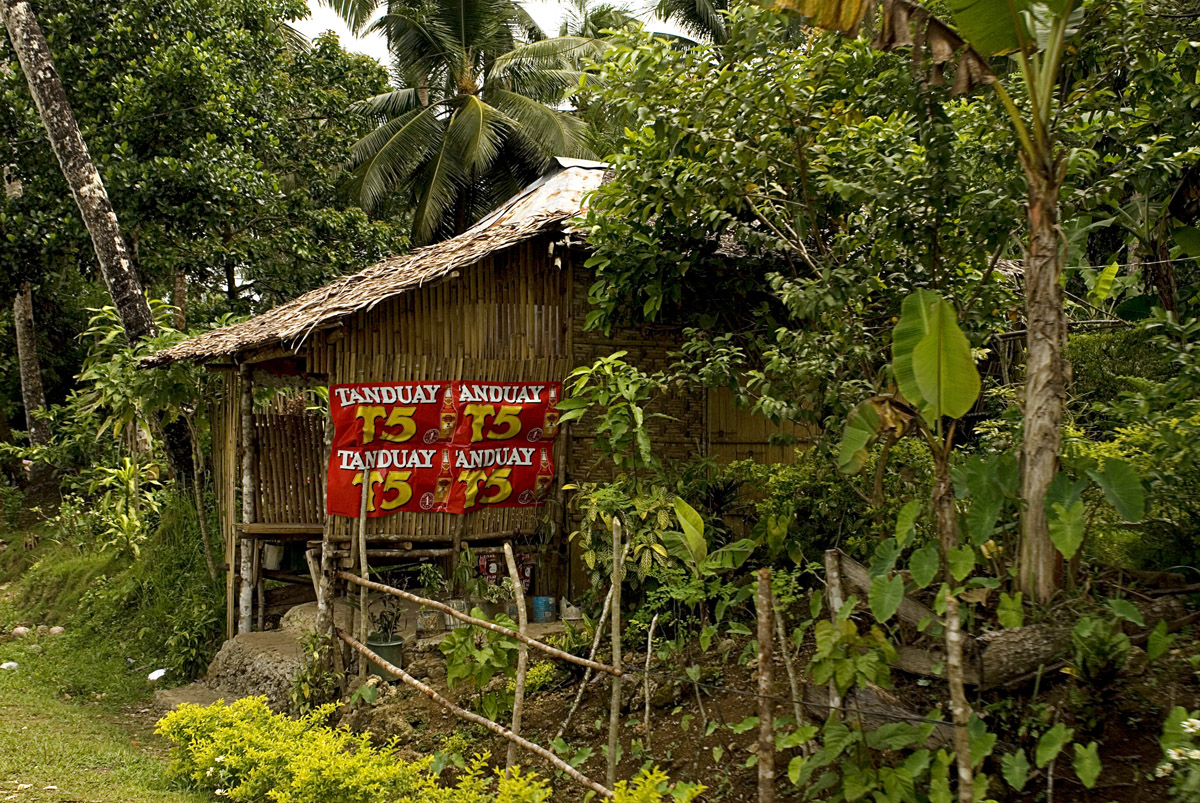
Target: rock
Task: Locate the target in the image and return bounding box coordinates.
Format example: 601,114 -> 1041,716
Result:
204,631 -> 304,711
404,657 -> 445,683
48,626 -> 64,636
279,601 -> 358,635
27,644 -> 41,654
340,702 -> 415,746
1122,646 -> 1150,678
0,661 -> 17,670
11,626 -> 29,638
651,678 -> 684,709
36,625 -> 48,635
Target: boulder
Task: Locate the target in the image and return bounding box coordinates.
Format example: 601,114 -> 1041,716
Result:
204,631 -> 304,711
340,702 -> 416,746
279,601 -> 358,635
11,626 -> 29,638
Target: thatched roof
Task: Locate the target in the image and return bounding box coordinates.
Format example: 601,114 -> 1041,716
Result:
142,158 -> 609,367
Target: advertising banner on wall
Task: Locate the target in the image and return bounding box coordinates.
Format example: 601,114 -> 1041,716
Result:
326,381 -> 561,517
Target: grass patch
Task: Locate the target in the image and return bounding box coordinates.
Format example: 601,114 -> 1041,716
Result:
0,601 -> 206,803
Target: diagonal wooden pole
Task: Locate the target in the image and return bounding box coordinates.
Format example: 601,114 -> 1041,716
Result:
503,542 -> 529,774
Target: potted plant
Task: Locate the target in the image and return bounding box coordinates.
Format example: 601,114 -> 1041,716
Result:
366,596 -> 406,680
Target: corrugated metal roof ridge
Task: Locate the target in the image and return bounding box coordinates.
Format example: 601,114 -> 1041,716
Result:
142,164 -> 606,367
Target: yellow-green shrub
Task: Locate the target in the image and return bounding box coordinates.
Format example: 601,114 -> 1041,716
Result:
156,697 -> 702,803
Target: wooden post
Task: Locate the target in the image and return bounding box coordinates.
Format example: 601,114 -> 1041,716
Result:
315,413 -> 337,658
644,613 -> 659,752
756,568 -> 775,803
773,590 -> 810,755
823,549 -> 844,714
238,364 -> 257,635
607,517 -> 623,789
504,542 -> 529,773
945,593 -> 974,803
357,475 -> 370,681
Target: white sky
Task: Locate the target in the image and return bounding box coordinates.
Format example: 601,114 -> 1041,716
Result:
293,0 -> 685,64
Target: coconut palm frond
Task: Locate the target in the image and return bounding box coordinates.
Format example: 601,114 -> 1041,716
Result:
270,21 -> 312,54
349,87 -> 423,119
444,96 -> 514,177
348,104 -> 446,210
654,0 -> 727,41
318,0 -> 385,34
411,136 -> 467,244
487,89 -> 593,160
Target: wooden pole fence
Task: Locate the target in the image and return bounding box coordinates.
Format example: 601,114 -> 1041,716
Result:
607,517 -> 623,789
338,630 -> 614,800
503,542 -> 529,774
756,568 -> 775,803
334,570 -> 622,677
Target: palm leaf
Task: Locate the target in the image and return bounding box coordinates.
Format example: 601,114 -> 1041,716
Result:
347,103 -> 446,211
411,134 -> 467,244
444,96 -> 513,177
487,89 -> 593,159
317,0 -> 383,34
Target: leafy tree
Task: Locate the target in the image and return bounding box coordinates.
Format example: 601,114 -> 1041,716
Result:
559,0 -> 639,37
582,8 -> 1017,434
327,0 -> 602,243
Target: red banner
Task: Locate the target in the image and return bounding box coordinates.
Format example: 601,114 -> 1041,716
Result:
327,381 -> 560,517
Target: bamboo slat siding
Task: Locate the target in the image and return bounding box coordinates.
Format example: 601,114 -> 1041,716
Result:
254,413 -> 325,525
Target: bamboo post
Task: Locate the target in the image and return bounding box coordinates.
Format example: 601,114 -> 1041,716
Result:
503,542 -> 529,773
357,474 -> 370,681
607,517 -> 623,789
756,568 -> 775,803
644,613 -> 659,752
339,630 -> 614,799
238,364 -> 257,634
823,550 -> 844,714
944,593 -> 974,803
554,542 -> 629,741
772,590 -> 810,755
315,414 -> 337,659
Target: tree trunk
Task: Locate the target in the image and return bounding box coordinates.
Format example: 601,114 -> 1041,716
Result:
172,269 -> 187,330
0,0 -> 154,343
12,282 -> 51,487
931,446 -> 958,564
1017,159 -> 1066,604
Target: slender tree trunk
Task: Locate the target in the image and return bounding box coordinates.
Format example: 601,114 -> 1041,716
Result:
1017,160 -> 1066,603
0,0 -> 154,343
944,593 -> 973,803
12,282 -> 51,487
172,269 -> 187,330
931,446 -> 958,562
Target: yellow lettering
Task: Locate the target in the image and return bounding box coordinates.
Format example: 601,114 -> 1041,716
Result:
380,406 -> 417,443
463,403 -> 495,443
355,406 -> 387,445
486,406 -> 522,441
353,469 -> 413,512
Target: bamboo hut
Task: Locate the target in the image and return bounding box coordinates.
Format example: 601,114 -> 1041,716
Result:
144,158 -> 802,638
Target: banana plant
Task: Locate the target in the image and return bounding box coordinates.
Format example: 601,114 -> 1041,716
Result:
664,497 -> 758,626
774,0 -> 1085,605
837,288 -> 982,802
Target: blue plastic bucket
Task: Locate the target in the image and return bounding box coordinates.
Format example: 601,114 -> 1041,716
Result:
531,596 -> 557,623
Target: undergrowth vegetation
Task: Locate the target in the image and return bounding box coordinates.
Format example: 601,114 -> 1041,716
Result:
157,697 -> 704,803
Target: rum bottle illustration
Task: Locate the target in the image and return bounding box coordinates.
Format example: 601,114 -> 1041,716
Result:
434,448 -> 453,504
439,385 -> 457,440
534,448 -> 553,499
542,386 -> 560,439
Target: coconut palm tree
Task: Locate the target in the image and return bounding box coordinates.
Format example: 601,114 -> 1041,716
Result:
559,0 -> 639,38
324,0 -> 602,244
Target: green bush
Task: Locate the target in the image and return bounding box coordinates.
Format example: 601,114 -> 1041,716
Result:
729,438 -> 934,563
156,697 -> 703,803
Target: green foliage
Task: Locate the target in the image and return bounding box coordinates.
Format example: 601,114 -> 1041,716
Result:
440,610 -> 520,720
583,6 -> 1015,435
560,353 -> 669,473
1158,706 -> 1200,797
569,479 -> 675,589
1069,616 -> 1130,690
729,440 -> 934,564
507,661 -> 561,695
289,632 -> 342,716
158,697 -> 699,803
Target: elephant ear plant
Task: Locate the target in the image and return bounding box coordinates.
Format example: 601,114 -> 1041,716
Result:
837,289 -> 983,800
